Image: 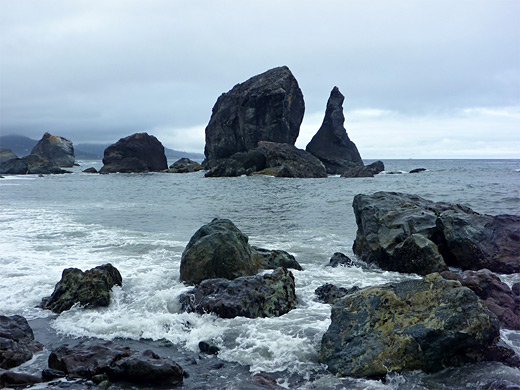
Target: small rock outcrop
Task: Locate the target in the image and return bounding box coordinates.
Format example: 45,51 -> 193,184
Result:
23,154 -> 69,174
315,283 -> 355,304
441,269 -> 520,330
306,87 -> 363,174
353,192 -> 520,274
341,161 -> 385,178
326,252 -> 354,267
0,315 -> 42,369
410,168 -> 427,173
82,167 -> 98,173
180,219 -> 258,285
204,66 -> 304,165
41,264 -> 122,313
48,341 -> 183,386
0,148 -> 17,163
0,370 -> 42,388
0,158 -> 28,174
251,247 -> 303,270
320,273 -> 509,379
179,268 -> 296,318
99,133 -> 167,173
167,158 -> 203,173
31,132 -> 75,167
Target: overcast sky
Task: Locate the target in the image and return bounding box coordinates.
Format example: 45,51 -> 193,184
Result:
1,0 -> 518,158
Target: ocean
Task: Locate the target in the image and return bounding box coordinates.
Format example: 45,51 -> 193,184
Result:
1,159 -> 519,389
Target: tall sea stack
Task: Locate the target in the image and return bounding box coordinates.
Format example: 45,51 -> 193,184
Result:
306,87 -> 363,174
31,132 -> 75,167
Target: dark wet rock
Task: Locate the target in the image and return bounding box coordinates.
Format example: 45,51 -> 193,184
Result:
41,264 -> 122,313
199,341 -> 219,355
23,154 -> 70,174
48,341 -> 183,386
513,283 -> 520,297
82,167 -> 98,173
352,191 -> 520,274
0,370 -> 41,388
441,269 -> 520,330
315,283 -> 357,304
41,368 -> 66,380
167,158 -> 203,173
251,373 -> 283,389
204,66 -> 304,164
99,133 -> 167,173
410,168 -> 427,173
31,132 -> 75,167
0,158 -> 28,174
481,379 -> 520,390
251,247 -> 303,271
0,315 -> 42,370
327,252 -> 354,267
320,273 -> 506,379
340,161 -> 385,178
306,87 -> 363,174
180,219 -> 258,285
0,148 -> 17,163
179,268 -> 296,319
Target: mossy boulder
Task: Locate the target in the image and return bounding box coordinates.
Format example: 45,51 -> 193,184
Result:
251,246 -> 302,270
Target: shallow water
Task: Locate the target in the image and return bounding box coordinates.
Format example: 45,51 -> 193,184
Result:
1,159 -> 519,388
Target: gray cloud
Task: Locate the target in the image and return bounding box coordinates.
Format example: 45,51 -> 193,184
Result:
0,0 -> 518,157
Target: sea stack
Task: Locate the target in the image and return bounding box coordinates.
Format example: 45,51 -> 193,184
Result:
306,87 -> 363,174
99,133 -> 167,173
31,132 -> 75,167
204,66 -> 305,166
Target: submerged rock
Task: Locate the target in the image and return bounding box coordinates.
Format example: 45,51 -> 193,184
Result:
204,66 -> 304,164
167,158 -> 203,173
179,268 -> 296,319
41,264 -> 122,313
441,269 -> 520,330
352,191 -> 520,274
31,132 -> 75,167
0,148 -> 17,164
410,168 -> 427,173
320,273 -> 507,379
251,247 -> 303,270
82,167 -> 98,173
306,87 -> 363,174
0,315 -> 42,369
48,341 -> 183,386
180,219 -> 258,285
340,161 -> 385,178
100,133 -> 167,173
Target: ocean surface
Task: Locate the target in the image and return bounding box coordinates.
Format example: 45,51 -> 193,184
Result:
1,159 -> 519,389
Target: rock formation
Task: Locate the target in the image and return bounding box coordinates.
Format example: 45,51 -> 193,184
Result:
251,246 -> 302,270
48,341 -> 183,386
341,160 -> 385,178
204,66 -> 304,165
41,264 -> 122,313
31,132 -> 75,167
0,154 -> 70,175
352,192 -> 520,274
0,315 -> 42,369
319,273 -> 512,378
326,252 -> 354,267
179,268 -> 296,318
99,133 -> 167,173
0,148 -> 17,163
306,87 -> 363,174
167,158 -> 203,173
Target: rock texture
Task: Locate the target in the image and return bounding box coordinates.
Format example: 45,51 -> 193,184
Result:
48,341 -> 183,386
31,132 -> 75,167
306,87 -> 363,174
251,247 -> 303,270
353,192 -> 520,274
320,273 -> 507,378
204,66 -> 304,164
0,148 -> 17,163
0,154 -> 70,175
441,269 -> 520,330
341,161 -> 385,178
41,264 -> 122,313
180,219 -> 258,284
167,158 -> 203,173
99,133 -> 167,173
327,252 -> 354,267
315,283 -> 355,304
0,158 -> 28,174
0,315 -> 42,369
179,268 -> 296,318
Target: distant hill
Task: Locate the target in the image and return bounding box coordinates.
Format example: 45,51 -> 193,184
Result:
0,135 -> 204,161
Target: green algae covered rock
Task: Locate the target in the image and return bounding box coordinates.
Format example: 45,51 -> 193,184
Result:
319,273 -> 504,379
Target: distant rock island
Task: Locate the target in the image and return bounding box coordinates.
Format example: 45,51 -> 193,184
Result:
31,132 -> 75,167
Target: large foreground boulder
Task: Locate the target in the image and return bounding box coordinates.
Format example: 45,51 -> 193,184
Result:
0,315 -> 42,369
31,132 -> 75,167
441,269 -> 520,330
100,133 -> 167,173
204,66 -> 304,164
48,341 -> 183,386
41,264 -> 122,313
179,268 -> 296,318
353,192 -> 520,274
306,87 -> 363,174
320,273 -> 511,379
180,219 -> 258,284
